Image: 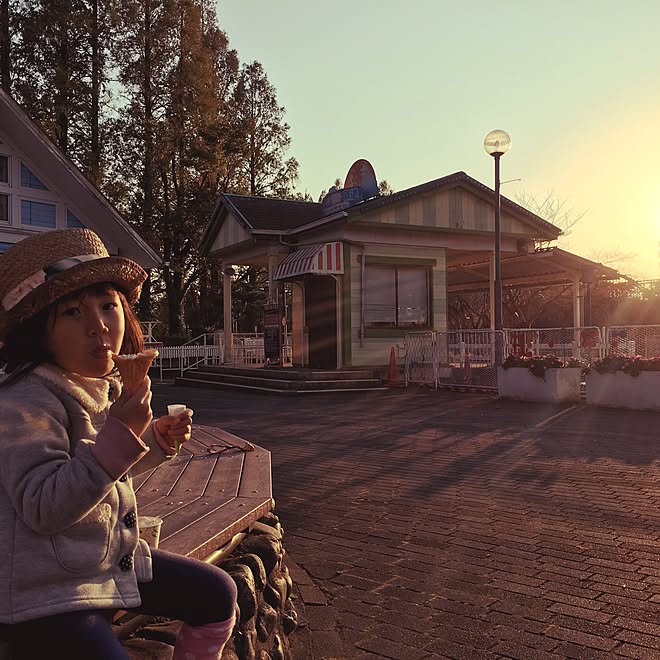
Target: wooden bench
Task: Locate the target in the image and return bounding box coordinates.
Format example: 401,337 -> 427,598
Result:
133,425 -> 273,560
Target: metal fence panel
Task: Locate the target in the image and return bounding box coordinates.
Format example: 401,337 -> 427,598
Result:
404,330 -> 504,390
404,332 -> 436,387
504,326 -> 603,363
439,330 -> 503,390
606,325 -> 660,359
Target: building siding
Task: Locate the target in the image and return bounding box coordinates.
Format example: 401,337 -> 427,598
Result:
0,142 -> 90,245
361,187 -> 533,236
211,213 -> 250,252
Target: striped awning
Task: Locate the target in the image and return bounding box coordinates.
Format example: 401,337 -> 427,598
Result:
274,242 -> 344,280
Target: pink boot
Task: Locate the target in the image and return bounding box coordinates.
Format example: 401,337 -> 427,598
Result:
173,612 -> 235,660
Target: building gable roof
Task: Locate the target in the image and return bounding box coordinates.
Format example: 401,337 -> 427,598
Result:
224,194 -> 322,231
200,193 -> 322,254
202,172 -> 560,254
0,88 -> 160,267
340,171 -> 560,239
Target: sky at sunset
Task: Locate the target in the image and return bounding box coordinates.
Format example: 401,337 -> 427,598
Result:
216,1 -> 660,280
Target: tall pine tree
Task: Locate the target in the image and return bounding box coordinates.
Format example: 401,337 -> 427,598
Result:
232,61 -> 299,197
112,0 -> 240,335
10,0 -> 112,181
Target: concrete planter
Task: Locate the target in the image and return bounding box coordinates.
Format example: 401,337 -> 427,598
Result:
586,370 -> 660,411
498,366 -> 581,403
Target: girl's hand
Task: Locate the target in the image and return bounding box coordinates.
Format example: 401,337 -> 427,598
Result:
155,409 -> 193,454
109,377 -> 153,438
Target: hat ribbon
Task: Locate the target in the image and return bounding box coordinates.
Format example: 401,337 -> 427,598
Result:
2,254 -> 102,312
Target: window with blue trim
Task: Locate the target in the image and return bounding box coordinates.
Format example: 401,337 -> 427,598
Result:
21,200 -> 56,228
0,194 -> 7,222
20,163 -> 48,190
0,241 -> 13,253
67,209 -> 84,228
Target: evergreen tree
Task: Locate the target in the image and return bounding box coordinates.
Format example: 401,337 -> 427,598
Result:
10,0 -> 112,180
232,61 -> 299,197
0,0 -> 9,91
7,0 -> 301,338
111,0 -> 240,335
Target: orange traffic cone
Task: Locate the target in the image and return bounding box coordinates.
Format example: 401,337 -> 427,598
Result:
387,346 -> 399,384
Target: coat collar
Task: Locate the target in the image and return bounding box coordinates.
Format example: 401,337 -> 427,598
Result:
33,364 -> 121,414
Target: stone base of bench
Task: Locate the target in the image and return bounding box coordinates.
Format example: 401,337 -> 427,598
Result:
120,511 -> 298,660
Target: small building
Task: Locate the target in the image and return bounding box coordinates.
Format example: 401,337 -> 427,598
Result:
0,87 -> 159,269
201,160 -> 618,371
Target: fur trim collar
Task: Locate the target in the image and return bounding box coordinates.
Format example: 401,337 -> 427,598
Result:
33,364 -> 121,414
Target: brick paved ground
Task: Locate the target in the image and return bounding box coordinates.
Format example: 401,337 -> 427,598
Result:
152,382 -> 660,660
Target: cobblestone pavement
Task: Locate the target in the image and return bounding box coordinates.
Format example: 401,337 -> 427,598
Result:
152,382 -> 660,660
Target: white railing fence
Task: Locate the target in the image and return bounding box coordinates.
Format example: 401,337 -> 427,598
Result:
145,333 -> 223,379
403,325 -> 660,391
227,334 -> 293,369
145,324 -> 660,386
146,332 -> 293,380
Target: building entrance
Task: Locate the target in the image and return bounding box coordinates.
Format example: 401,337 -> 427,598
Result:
304,275 -> 337,369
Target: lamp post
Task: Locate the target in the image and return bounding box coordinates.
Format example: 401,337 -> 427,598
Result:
484,129 -> 511,339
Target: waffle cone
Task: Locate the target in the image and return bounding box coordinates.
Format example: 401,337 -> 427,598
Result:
111,349 -> 159,395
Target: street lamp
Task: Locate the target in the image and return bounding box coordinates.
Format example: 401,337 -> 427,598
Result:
484,129 -> 511,337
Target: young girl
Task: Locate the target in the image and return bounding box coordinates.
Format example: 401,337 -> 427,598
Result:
0,229 -> 236,659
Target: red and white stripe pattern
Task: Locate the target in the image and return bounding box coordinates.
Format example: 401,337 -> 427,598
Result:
274,242 -> 344,280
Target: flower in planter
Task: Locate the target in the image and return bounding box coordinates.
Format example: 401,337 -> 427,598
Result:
502,354 -> 583,378
589,355 -> 660,377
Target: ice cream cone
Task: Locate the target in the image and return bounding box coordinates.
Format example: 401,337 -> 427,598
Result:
111,348 -> 159,395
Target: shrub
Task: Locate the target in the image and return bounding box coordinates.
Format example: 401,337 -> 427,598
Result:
589,355 -> 660,377
502,354 -> 583,378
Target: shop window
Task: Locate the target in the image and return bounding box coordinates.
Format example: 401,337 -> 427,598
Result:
0,155 -> 8,183
365,264 -> 429,327
0,194 -> 8,223
21,163 -> 48,190
0,241 -> 13,253
21,200 -> 56,228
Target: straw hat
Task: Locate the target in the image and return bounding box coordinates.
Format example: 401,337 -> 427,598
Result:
0,228 -> 147,341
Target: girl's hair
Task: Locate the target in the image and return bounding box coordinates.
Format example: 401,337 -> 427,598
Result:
0,283 -> 144,387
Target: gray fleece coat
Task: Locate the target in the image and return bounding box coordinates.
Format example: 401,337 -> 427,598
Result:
0,365 -> 170,623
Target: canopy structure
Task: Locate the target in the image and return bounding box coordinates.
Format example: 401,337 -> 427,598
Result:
274,242 -> 344,280
447,246 -> 619,292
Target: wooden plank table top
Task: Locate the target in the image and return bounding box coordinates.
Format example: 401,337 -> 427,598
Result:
134,425 -> 272,560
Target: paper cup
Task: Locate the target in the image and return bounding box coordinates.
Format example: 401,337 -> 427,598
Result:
138,516 -> 163,549
166,404 -> 188,456
167,404 -> 187,417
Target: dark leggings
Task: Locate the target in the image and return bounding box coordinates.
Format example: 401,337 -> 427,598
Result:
1,548 -> 237,660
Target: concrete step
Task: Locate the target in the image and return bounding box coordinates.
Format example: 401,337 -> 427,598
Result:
188,365 -> 377,381
175,376 -> 388,394
175,369 -> 387,394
